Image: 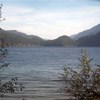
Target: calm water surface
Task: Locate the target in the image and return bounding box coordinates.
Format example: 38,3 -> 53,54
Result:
0,47 -> 100,100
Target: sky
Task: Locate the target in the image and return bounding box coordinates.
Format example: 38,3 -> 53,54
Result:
0,0 -> 100,39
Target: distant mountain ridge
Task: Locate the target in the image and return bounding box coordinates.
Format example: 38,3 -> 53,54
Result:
43,35 -> 75,47
0,28 -> 75,47
77,31 -> 100,47
72,24 -> 100,40
0,28 -> 44,47
1,23 -> 100,47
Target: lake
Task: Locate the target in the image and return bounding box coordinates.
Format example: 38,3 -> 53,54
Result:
0,47 -> 100,100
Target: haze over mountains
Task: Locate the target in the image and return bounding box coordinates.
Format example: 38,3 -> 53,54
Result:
0,23 -> 100,47
71,24 -> 100,40
0,28 -> 75,47
72,24 -> 100,47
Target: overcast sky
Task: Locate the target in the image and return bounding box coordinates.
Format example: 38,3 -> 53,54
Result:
0,0 -> 100,39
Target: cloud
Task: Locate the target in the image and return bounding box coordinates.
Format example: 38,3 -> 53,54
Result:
1,4 -> 100,39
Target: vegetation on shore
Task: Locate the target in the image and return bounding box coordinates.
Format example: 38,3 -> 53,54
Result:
0,4 -> 24,97
0,3 -> 100,100
0,38 -> 24,97
60,50 -> 100,100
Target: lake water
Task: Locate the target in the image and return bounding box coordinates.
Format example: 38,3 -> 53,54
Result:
0,47 -> 100,100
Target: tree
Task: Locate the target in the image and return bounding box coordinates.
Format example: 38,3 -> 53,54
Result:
0,38 -> 25,97
0,4 -> 24,97
60,50 -> 100,100
0,4 -> 5,22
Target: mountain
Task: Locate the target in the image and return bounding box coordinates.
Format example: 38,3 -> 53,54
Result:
0,28 -> 44,47
0,29 -> 76,47
77,31 -> 100,47
7,30 -> 27,37
43,35 -> 76,47
72,24 -> 100,40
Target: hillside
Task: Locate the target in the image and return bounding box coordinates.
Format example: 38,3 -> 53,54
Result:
77,31 -> 100,47
0,29 -> 76,47
72,24 -> 100,40
0,28 -> 44,47
43,35 -> 76,47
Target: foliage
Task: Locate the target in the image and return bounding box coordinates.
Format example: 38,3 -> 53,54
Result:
0,4 -> 5,22
0,39 -> 24,97
0,4 -> 24,97
0,39 -> 9,68
60,50 -> 100,100
0,77 -> 17,97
